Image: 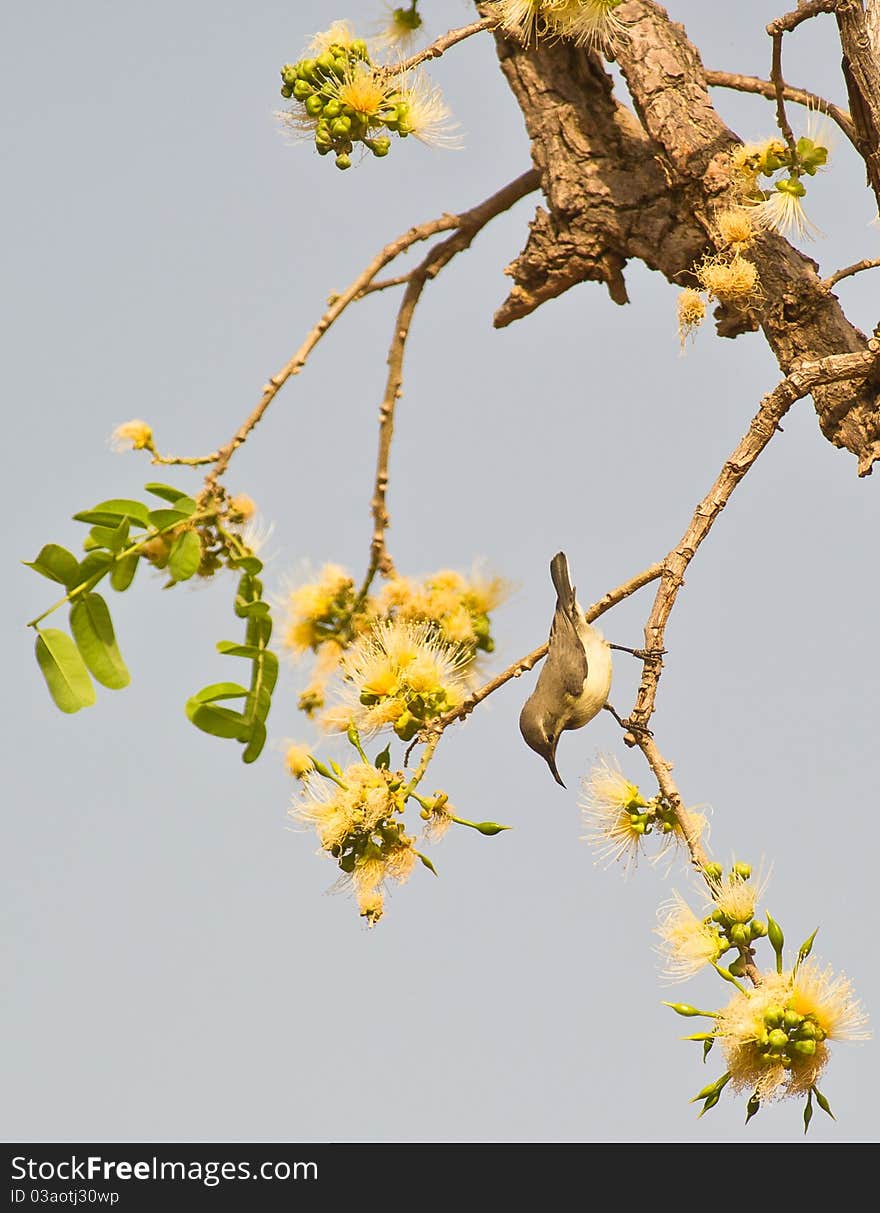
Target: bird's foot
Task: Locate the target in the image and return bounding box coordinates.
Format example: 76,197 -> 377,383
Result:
603,702 -> 654,738
609,643 -> 666,661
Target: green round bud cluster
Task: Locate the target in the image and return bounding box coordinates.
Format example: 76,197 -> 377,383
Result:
754,1001 -> 826,1069
332,813 -> 408,873
279,38 -> 410,170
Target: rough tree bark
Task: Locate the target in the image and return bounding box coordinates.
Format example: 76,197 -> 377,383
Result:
480,1 -> 880,475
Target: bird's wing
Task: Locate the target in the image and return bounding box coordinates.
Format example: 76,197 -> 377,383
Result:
548,602 -> 589,698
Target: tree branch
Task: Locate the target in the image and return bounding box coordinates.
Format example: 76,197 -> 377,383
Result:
363,169 -> 540,585
378,14 -> 499,76
821,257 -> 880,291
629,345 -> 880,733
704,70 -> 856,147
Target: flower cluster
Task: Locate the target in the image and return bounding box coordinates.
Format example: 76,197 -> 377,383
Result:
281,563 -> 508,716
729,118 -> 831,240
579,756 -> 708,871
678,206 -> 761,347
662,871 -> 869,1127
500,0 -> 626,50
656,864 -> 768,981
323,619 -> 469,741
291,758 -> 416,926
278,22 -> 457,169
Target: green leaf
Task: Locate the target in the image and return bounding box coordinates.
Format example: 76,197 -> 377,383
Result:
167,530 -> 201,582
242,720 -> 267,764
188,682 -> 249,705
86,516 -> 130,553
110,553 -> 139,592
257,650 -> 278,695
813,1087 -> 835,1120
246,685 -> 273,725
144,482 -> 189,504
234,597 -> 270,620
69,593 -> 130,690
374,745 -> 391,769
24,544 -> 79,587
186,702 -> 252,741
230,555 -> 263,575
216,641 -> 266,659
73,499 -> 150,528
148,508 -> 193,530
35,628 -> 96,713
796,927 -> 819,970
73,550 -> 114,589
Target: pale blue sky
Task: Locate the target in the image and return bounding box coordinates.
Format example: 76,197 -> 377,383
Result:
4,1 -> 878,1142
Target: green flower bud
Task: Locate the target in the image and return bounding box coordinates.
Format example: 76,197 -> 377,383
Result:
783,1009 -> 804,1032
281,64 -> 298,87
331,116 -> 352,139
732,862 -> 751,880
767,1029 -> 789,1052
763,1005 -> 784,1029
796,1020 -> 819,1041
766,912 -> 784,971
305,94 -> 325,117
299,58 -> 317,81
776,175 -> 806,198
367,136 -> 391,158
352,39 -> 369,58
704,862 -> 723,882
729,923 -> 751,947
791,1039 -> 817,1057
331,56 -> 348,77
323,99 -> 342,119
393,708 -> 418,737
280,85 -> 293,99
293,79 -> 313,101
315,52 -> 335,74
662,1003 -> 714,1018
750,919 -> 767,939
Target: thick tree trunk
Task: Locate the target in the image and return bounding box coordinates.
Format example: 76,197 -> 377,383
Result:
485,1 -> 880,475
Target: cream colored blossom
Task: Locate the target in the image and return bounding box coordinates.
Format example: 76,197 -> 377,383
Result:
677,288 -> 706,347
393,70 -> 461,148
717,961 -> 869,1102
549,0 -> 626,50
753,180 -> 821,241
372,4 -> 424,52
655,891 -> 724,981
325,619 -> 468,738
284,743 -> 314,780
309,21 -> 360,54
579,755 -> 650,871
110,419 -> 153,452
696,253 -> 760,303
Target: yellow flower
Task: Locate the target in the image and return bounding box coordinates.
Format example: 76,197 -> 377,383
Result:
110,419 -> 153,452
579,755 -> 650,871
422,800 -> 454,842
696,253 -> 760,303
228,493 -> 256,521
309,21 -> 360,54
499,0 -> 548,44
291,762 -> 395,852
549,0 -> 626,50
282,564 -> 356,655
677,288 -> 706,348
393,70 -> 461,149
326,60 -> 391,125
284,743 -> 314,780
655,892 -> 724,981
711,865 -> 770,926
372,4 -> 424,52
714,208 -> 755,251
717,961 -> 869,1102
327,619 -> 468,739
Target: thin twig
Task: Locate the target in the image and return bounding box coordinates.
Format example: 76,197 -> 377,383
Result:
704,69 -> 856,146
363,168 -> 540,585
767,2 -> 839,37
377,15 -> 499,76
357,272 -> 414,297
433,563 -> 664,732
820,257 -> 880,291
202,213 -> 481,487
150,449 -> 221,467
769,32 -> 799,161
628,344 -> 880,735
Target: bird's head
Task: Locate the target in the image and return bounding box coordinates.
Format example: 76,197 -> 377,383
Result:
519,700 -> 565,787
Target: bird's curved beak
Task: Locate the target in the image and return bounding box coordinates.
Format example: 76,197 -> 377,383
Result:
546,742 -> 565,788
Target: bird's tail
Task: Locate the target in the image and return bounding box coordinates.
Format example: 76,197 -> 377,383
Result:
550,551 -> 576,615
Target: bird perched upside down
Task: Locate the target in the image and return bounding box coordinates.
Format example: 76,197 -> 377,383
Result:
519,551 -> 613,787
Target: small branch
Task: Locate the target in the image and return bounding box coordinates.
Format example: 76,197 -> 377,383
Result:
378,15 -> 499,76
150,449 -> 221,467
365,168 -> 540,582
821,257 -> 880,291
434,563 -> 664,732
357,272 -> 414,297
202,212 -> 483,488
769,32 -> 799,162
629,345 -> 880,734
767,2 -> 839,36
704,69 -> 856,146
634,732 -> 710,874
